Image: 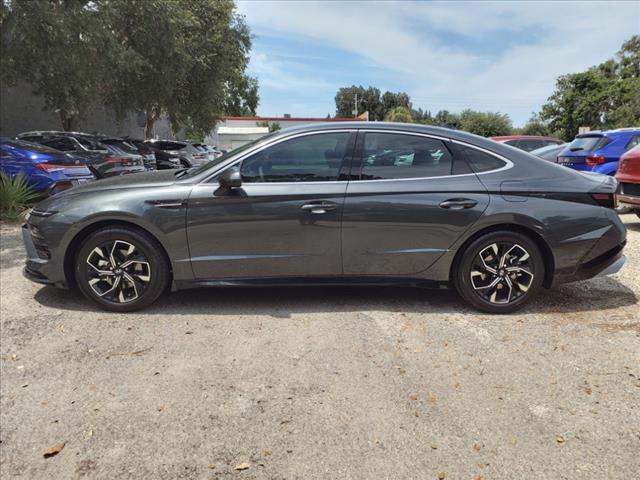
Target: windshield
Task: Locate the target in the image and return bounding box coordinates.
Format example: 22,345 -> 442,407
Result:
567,135 -> 610,152
179,133 -> 278,178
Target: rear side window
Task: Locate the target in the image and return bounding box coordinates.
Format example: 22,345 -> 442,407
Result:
460,147 -> 506,173
360,133 -> 452,180
568,135 -> 611,152
41,137 -> 77,151
241,132 -> 349,183
518,139 -> 545,152
74,137 -> 104,151
625,135 -> 640,151
153,141 -> 185,150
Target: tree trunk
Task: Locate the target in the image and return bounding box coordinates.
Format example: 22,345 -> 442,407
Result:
144,107 -> 159,139
59,110 -> 79,131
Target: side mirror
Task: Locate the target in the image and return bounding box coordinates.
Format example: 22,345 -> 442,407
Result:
214,167 -> 242,196
219,167 -> 242,188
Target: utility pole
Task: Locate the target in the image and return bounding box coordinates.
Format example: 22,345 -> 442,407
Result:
354,93 -> 358,118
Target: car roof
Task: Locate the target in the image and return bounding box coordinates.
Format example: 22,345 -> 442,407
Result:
576,128 -> 640,138
489,135 -> 563,141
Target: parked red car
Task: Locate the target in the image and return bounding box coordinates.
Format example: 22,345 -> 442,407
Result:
490,135 -> 564,152
615,145 -> 640,217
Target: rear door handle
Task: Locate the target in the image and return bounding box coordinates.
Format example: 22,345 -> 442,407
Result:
439,198 -> 478,210
301,201 -> 338,214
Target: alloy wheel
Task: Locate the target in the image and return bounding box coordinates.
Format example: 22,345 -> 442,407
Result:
469,242 -> 534,304
85,240 -> 151,303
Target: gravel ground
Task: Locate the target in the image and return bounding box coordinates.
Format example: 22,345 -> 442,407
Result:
1,215 -> 639,480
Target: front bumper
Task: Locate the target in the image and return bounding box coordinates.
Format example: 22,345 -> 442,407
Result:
21,224 -> 67,288
595,255 -> 626,277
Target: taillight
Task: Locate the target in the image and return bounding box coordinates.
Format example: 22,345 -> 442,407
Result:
585,155 -> 607,166
591,193 -> 616,209
106,155 -> 127,165
35,163 -> 65,173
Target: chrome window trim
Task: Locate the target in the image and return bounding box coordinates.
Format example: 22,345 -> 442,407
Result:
198,128 -> 514,185
200,129 -> 357,184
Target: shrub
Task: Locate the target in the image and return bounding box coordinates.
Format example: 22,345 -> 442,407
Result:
0,172 -> 37,222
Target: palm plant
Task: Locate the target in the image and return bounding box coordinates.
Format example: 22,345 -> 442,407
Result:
0,172 -> 38,222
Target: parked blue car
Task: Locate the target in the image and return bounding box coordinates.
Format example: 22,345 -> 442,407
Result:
557,128 -> 640,175
0,138 -> 95,195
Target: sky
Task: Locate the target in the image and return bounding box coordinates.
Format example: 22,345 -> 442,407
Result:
236,0 -> 640,126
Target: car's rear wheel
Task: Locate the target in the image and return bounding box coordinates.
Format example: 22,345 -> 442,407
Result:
454,231 -> 544,314
75,227 -> 170,312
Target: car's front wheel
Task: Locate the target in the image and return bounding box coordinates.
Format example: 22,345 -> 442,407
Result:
454,231 -> 544,314
75,227 -> 170,312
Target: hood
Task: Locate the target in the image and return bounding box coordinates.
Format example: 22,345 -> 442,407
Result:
60,169 -> 180,195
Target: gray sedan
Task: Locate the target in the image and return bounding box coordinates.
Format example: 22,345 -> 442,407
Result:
22,123 -> 626,313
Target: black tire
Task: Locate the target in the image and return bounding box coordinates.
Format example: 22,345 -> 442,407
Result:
75,227 -> 170,312
454,231 -> 544,314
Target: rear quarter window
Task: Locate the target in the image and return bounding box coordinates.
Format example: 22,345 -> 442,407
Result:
460,147 -> 507,173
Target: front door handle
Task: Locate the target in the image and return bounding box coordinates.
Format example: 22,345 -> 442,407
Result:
301,202 -> 338,214
439,198 -> 478,210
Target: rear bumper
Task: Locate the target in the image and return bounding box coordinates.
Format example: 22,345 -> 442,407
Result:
617,194 -> 640,208
616,181 -> 640,207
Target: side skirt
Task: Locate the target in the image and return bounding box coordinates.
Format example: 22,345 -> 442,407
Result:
172,276 -> 449,291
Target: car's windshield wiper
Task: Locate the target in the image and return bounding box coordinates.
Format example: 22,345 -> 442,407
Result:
569,147 -> 585,151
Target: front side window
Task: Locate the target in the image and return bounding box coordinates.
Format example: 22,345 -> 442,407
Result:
240,132 -> 349,183
360,132 -> 452,180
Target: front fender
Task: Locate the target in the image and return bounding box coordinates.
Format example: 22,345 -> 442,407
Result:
52,185 -> 194,283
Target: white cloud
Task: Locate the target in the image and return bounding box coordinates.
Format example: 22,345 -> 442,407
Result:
238,0 -> 640,124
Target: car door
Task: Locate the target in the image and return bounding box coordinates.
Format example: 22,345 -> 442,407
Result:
186,130 -> 356,279
341,130 -> 490,276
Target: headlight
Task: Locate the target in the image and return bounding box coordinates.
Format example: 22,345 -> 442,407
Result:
29,208 -> 58,218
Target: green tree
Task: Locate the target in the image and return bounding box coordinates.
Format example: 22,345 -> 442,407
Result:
385,106 -> 414,123
335,86 -> 382,119
540,35 -> 640,140
1,0 -> 108,130
434,110 -> 461,128
224,75 -> 259,117
102,0 -> 255,138
334,86 -> 413,120
519,113 -> 551,136
541,71 -> 610,140
381,91 -> 411,115
459,110 -> 512,136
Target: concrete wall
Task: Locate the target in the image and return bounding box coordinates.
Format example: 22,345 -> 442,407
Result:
0,81 -> 175,139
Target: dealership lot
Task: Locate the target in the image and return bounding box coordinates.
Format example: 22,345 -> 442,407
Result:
1,216 -> 639,479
